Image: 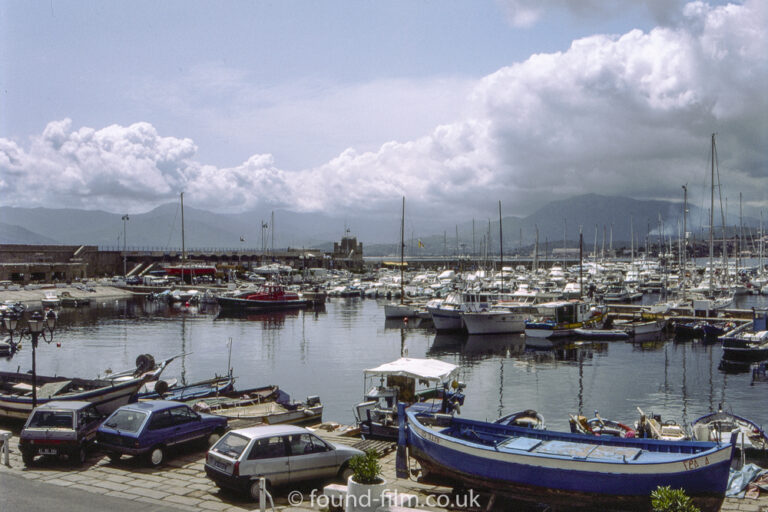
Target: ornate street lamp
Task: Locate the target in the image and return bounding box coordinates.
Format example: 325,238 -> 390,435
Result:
2,309 -> 57,407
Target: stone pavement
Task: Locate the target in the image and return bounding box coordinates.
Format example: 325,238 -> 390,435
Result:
1,423 -> 767,512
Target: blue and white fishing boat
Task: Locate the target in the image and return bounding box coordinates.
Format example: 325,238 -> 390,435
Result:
524,301 -> 606,339
402,408 -> 735,509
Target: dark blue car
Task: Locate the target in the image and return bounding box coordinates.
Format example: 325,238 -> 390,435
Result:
97,400 -> 228,467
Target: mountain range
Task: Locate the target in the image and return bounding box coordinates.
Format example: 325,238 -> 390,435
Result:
0,194 -> 759,257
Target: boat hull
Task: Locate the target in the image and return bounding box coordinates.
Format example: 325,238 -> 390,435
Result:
0,375 -> 147,420
406,412 -> 733,509
427,307 -> 464,332
463,312 -> 525,335
217,296 -> 310,311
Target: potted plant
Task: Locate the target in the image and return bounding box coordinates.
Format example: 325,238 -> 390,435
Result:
650,486 -> 701,512
346,449 -> 387,512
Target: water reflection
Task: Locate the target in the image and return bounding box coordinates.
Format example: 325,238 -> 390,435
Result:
215,309 -> 301,329
4,295 -> 768,429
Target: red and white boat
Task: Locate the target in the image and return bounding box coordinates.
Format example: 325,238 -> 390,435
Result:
217,283 -> 310,311
163,263 -> 217,277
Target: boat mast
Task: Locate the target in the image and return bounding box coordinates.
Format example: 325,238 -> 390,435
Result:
682,185 -> 687,302
709,133 -> 715,296
739,193 -> 743,273
499,201 -> 504,294
181,192 -> 185,284
400,197 -> 405,304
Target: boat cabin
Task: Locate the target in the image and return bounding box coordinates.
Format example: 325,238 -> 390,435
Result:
354,357 -> 465,440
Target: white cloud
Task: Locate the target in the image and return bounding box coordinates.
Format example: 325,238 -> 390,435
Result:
495,0 -> 688,27
1,0 -> 766,223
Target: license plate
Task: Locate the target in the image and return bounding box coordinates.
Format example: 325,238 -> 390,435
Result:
39,448 -> 58,455
214,460 -> 227,470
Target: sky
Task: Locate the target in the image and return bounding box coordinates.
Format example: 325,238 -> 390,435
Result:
1,0 -> 766,232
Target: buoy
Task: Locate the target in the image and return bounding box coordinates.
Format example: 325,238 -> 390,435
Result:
56,342 -> 61,348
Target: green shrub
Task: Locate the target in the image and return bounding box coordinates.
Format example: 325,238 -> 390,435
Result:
349,449 -> 383,485
650,486 -> 700,512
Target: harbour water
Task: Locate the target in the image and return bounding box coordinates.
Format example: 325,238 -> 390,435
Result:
2,293 -> 768,432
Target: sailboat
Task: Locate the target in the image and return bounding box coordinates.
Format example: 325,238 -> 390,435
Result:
384,197 -> 421,319
689,134 -> 734,315
163,192 -> 217,281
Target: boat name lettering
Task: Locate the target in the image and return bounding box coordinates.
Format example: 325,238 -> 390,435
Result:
682,457 -> 707,471
423,432 -> 440,444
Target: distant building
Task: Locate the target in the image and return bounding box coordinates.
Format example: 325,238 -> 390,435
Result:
333,235 -> 364,271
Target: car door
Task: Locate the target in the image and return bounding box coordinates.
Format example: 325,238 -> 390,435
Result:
287,433 -> 337,483
239,435 -> 290,486
145,410 -> 175,448
169,406 -> 204,445
78,405 -> 103,445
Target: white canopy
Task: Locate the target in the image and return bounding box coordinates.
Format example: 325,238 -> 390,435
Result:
364,357 -> 459,384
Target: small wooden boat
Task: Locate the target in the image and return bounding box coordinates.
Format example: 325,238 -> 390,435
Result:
692,408 -> 768,460
41,291 -> 61,308
569,411 -> 636,438
190,389 -> 321,426
59,291 -> 90,307
0,354 -> 175,420
573,328 -> 629,341
635,407 -> 689,441
0,336 -> 20,356
495,409 -> 545,429
354,357 -> 465,440
674,320 -> 705,339
403,408 -> 735,509
524,301 -> 606,339
138,374 -> 236,401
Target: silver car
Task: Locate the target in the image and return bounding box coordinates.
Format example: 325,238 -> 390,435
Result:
204,424 -> 364,500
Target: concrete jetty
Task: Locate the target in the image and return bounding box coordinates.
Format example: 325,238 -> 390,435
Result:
0,284 -> 135,307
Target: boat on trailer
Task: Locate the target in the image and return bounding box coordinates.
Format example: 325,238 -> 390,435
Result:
402,408 -> 735,510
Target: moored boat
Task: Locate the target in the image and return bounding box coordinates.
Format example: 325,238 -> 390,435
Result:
403,408 -> 735,509
573,328 -> 629,341
692,408 -> 768,462
0,354 -> 174,420
216,282 -> 310,311
495,409 -> 545,429
191,390 -> 322,427
524,301 -> 606,339
461,302 -> 530,335
354,357 -> 465,440
569,411 -> 636,438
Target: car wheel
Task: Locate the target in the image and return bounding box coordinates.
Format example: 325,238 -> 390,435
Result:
339,466 -> 354,483
73,445 -> 87,466
21,450 -> 34,466
147,446 -> 165,467
249,479 -> 271,502
207,429 -> 223,447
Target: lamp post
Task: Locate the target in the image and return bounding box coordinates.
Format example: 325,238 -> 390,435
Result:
2,309 -> 57,408
122,214 -> 130,277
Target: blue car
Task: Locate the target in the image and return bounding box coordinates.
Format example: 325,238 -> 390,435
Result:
97,400 -> 228,467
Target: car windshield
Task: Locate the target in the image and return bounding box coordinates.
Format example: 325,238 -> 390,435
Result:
28,410 -> 74,429
103,409 -> 148,432
212,432 -> 250,459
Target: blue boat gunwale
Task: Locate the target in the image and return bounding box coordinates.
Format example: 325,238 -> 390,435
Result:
406,409 -> 733,465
